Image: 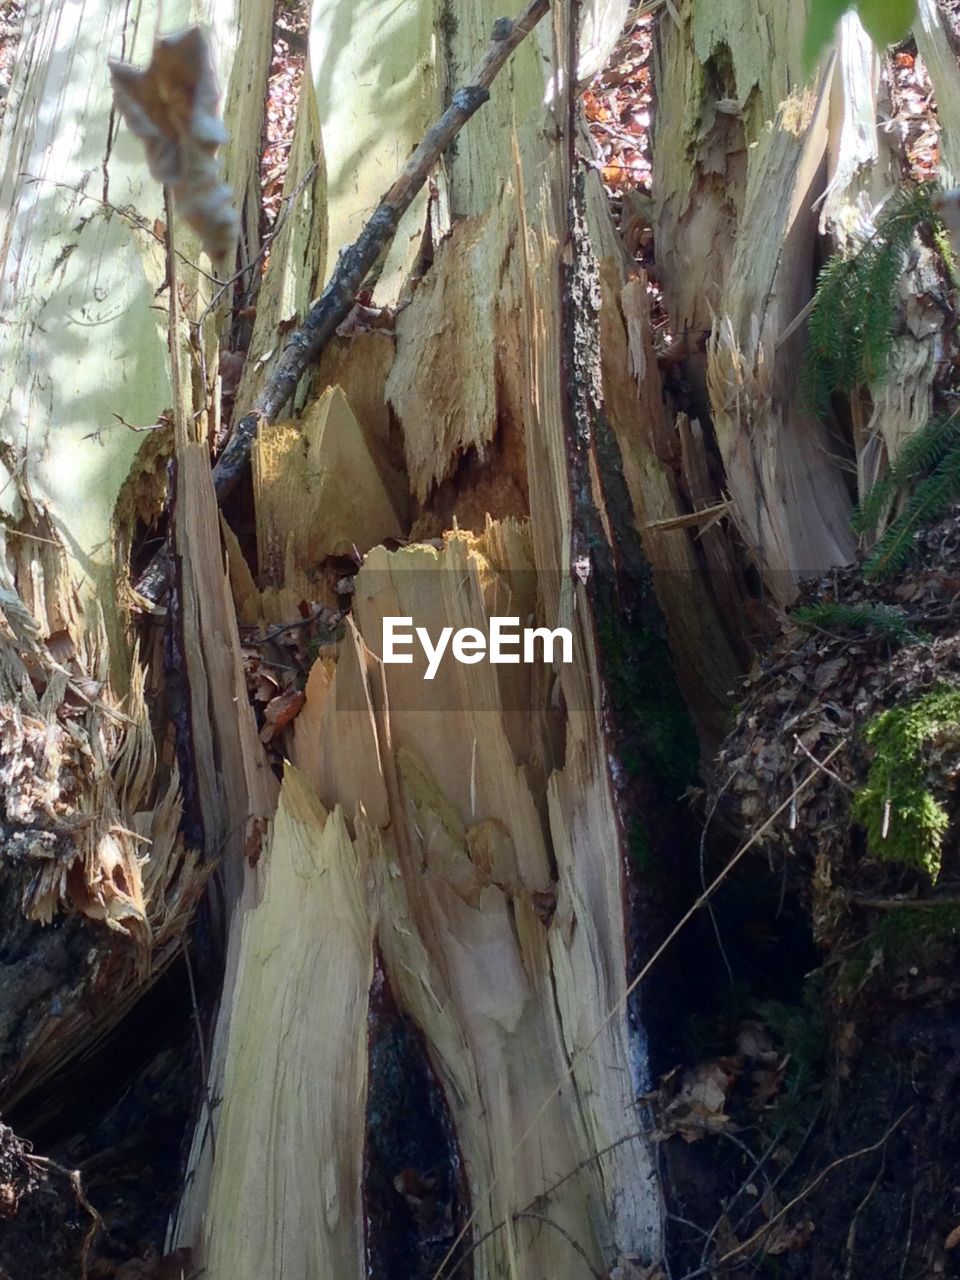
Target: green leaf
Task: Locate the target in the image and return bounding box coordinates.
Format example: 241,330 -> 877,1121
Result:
804,0 -> 918,73
804,0 -> 851,72
856,0 -> 917,47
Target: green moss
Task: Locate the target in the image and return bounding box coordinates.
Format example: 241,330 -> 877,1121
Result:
852,687 -> 960,878
839,903 -> 960,996
595,606 -> 699,795
626,818 -> 652,871
874,902 -> 960,967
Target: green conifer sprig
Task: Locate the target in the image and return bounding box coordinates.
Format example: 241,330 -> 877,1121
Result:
804,184 -> 936,413
792,601 -> 925,644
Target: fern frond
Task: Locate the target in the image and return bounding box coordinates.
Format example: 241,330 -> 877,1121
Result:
864,444 -> 960,579
804,184 -> 938,414
853,412 -> 960,534
792,602 -> 925,644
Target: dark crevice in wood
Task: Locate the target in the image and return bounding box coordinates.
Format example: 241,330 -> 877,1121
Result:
364,956 -> 469,1280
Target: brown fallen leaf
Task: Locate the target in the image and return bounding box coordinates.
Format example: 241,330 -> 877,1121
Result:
259,688 -> 306,743
109,27 -> 238,262
244,816 -> 267,868
812,656 -> 847,691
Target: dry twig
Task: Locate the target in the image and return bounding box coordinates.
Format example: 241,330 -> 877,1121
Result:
708,1108 -> 912,1274
22,1154 -> 103,1278
793,732 -> 853,791
513,1211 -> 604,1278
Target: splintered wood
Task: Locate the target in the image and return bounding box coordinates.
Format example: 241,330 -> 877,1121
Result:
194,525 -> 654,1277
201,770 -> 373,1278
0,578 -> 207,1110
649,0 -> 960,626
386,212 -> 503,502
254,386 -> 402,584
598,263 -> 742,742
178,4 -> 665,1276
0,1 -> 273,1168
655,3 -> 857,602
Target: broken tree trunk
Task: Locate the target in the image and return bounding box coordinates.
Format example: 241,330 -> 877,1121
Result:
653,0 -> 857,607
0,0 -> 275,1136
1,0 -> 674,1277
6,0 -> 948,1275
172,4 -> 668,1277
0,0 -> 275,1262
604,0 -> 960,742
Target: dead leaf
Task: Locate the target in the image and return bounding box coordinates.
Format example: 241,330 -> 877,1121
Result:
244,816 -> 267,868
109,27 -> 238,262
659,1059 -> 738,1141
259,688 -> 306,743
253,669 -> 280,702
812,657 -> 847,691
945,1224 -> 960,1249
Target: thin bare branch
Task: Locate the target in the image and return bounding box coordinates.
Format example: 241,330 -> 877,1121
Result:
846,891 -> 960,909
19,175 -> 220,283
212,0 -> 549,490
446,1128 -> 656,1279
22,1154 -> 103,1278
513,1211 -> 604,1279
196,160 -> 320,329
713,1109 -> 911,1272
793,733 -> 853,791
